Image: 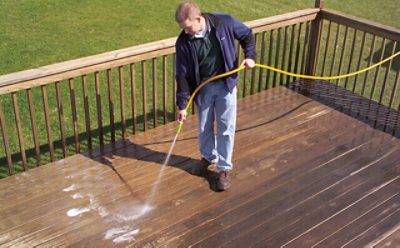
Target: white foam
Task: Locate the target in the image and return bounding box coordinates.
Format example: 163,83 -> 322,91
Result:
63,184 -> 76,192
113,229 -> 140,243
104,226 -> 140,244
71,193 -> 84,199
68,193 -> 110,218
67,208 -> 91,217
87,193 -> 109,217
97,206 -> 109,217
105,226 -> 130,239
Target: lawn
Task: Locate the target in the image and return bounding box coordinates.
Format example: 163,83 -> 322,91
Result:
1,0 -> 398,75
0,0 -> 398,177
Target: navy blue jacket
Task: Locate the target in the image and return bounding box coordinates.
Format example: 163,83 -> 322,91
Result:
175,13 -> 256,110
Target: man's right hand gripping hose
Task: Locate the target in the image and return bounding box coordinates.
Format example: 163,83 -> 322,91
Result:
176,109 -> 187,134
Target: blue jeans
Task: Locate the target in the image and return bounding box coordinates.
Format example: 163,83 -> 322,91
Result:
196,80 -> 237,172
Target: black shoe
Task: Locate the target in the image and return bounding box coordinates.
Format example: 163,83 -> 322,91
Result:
217,171 -> 231,191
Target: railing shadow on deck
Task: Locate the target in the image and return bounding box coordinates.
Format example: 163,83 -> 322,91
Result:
287,79 -> 400,139
0,110 -> 177,177
81,138 -> 222,192
78,96 -> 320,194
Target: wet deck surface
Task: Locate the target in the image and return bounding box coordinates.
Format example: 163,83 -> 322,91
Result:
0,80 -> 399,247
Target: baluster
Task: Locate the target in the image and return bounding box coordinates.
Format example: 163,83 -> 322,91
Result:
107,69 -> 115,143
142,60 -> 148,131
163,55 -> 168,124
273,28 -> 281,87
336,26 -> 349,86
41,85 -> 55,161
119,66 -> 126,138
94,72 -> 104,146
258,31 -> 266,91
265,30 -> 274,89
152,58 -> 158,128
55,81 -> 67,158
287,25 -> 296,84
352,31 -> 367,92
344,29 -> 358,89
0,98 -> 13,174
69,78 -> 80,153
280,26 -> 288,86
82,75 -> 92,149
321,21 -> 332,77
379,41 -> 397,104
130,63 -> 137,134
361,35 -> 376,96
27,89 -> 41,166
370,38 -> 387,100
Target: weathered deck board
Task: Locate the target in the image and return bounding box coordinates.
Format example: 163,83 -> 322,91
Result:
374,228 -> 400,248
0,81 -> 399,247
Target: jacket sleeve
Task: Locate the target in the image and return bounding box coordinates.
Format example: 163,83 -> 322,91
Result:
231,16 -> 257,61
175,40 -> 191,110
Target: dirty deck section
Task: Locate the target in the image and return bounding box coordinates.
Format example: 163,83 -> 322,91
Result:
0,80 -> 399,247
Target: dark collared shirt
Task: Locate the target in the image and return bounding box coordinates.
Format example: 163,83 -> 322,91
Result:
175,12 -> 256,110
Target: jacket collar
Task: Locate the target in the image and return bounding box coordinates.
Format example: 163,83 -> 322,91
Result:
203,13 -> 220,30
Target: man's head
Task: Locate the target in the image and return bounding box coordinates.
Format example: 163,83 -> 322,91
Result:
175,1 -> 204,36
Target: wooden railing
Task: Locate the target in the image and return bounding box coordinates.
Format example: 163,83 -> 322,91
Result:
0,4 -> 399,178
0,8 -> 318,177
313,9 -> 400,109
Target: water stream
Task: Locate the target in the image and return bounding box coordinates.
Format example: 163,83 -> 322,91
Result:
145,132 -> 180,206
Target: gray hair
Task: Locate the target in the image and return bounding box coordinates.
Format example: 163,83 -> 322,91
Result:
175,1 -> 201,23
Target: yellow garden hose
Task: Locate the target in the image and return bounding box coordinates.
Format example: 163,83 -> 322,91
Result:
176,51 -> 400,134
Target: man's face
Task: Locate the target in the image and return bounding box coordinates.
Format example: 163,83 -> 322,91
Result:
178,16 -> 202,36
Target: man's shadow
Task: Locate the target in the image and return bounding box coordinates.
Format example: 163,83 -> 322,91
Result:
83,136 -> 221,192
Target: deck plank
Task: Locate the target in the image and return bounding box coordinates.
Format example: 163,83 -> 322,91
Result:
0,81 -> 399,247
145,111 -> 374,247
374,228 -> 400,248
183,140 -> 400,248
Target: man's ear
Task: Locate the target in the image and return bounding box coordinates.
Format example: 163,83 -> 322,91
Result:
195,15 -> 202,23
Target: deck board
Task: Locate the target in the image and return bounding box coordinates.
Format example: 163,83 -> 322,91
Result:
0,80 -> 399,247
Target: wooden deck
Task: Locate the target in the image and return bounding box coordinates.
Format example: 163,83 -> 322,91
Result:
0,80 -> 399,247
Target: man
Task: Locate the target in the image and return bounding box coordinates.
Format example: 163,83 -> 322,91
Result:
174,1 -> 256,191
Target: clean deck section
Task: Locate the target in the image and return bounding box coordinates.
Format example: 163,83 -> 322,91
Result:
1,81 -> 399,247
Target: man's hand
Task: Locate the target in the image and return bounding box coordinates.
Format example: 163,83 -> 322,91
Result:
240,58 -> 255,68
178,109 -> 187,123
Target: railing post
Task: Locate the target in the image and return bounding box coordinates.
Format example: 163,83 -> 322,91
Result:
306,0 -> 325,76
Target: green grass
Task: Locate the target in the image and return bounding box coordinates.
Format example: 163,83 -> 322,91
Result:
1,0 -> 398,75
0,0 -> 399,178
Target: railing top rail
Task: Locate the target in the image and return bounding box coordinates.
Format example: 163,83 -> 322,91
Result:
321,9 -> 400,41
0,37 -> 177,88
0,8 -> 319,91
245,8 -> 319,32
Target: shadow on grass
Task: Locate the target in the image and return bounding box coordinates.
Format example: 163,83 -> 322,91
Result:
371,41 -> 400,72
